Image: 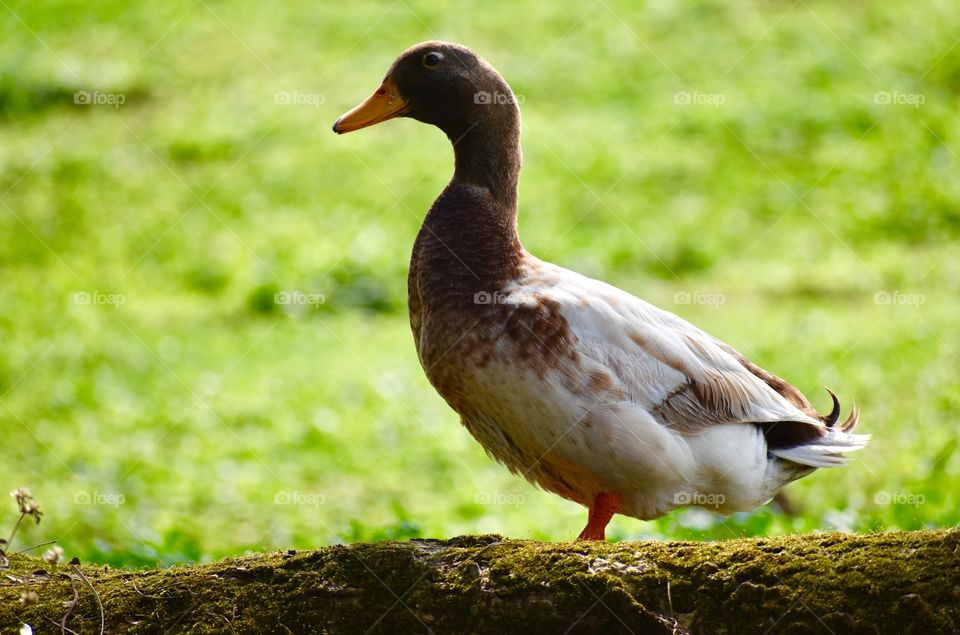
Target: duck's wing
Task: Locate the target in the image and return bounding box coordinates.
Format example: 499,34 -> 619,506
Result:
518,263 -> 867,467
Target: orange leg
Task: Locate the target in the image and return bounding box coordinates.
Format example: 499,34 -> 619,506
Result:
576,492 -> 622,541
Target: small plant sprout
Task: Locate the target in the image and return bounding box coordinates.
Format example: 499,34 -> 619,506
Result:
43,545 -> 65,564
10,487 -> 43,523
1,487 -> 45,569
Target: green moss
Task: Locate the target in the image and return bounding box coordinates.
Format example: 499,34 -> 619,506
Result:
2,530 -> 958,633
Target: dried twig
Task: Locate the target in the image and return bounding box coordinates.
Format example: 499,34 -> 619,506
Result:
47,616 -> 80,635
131,578 -> 164,599
69,564 -> 104,635
60,574 -> 79,635
14,540 -> 57,555
4,514 -> 26,554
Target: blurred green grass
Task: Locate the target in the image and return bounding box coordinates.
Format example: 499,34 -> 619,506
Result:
1,0 -> 958,566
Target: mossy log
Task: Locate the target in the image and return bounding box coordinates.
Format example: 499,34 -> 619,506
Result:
2,529 -> 959,633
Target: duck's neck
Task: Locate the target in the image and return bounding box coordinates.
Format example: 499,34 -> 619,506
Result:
450,117 -> 521,207
414,119 -> 525,297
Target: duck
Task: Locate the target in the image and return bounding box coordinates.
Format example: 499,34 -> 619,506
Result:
332,41 -> 869,540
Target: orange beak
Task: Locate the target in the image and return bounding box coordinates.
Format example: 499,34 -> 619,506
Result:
332,76 -> 410,134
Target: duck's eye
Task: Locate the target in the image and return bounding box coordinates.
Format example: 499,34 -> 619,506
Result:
422,51 -> 444,67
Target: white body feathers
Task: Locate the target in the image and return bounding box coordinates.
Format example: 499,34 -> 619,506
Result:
436,259 -> 868,520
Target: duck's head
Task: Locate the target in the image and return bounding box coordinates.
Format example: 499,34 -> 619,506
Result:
332,41 -> 520,141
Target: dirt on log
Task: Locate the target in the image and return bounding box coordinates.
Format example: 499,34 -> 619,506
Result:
2,529 -> 959,633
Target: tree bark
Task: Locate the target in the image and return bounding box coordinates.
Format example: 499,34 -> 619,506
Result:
2,529 -> 958,633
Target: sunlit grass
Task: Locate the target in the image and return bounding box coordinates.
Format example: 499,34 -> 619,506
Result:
1,0 -> 958,566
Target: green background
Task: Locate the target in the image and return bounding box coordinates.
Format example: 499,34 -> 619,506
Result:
1,0 -> 957,566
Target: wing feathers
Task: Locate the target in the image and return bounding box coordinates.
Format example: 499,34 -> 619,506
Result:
534,265 -> 863,459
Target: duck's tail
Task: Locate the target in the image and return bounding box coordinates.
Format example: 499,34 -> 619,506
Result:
769,401 -> 870,468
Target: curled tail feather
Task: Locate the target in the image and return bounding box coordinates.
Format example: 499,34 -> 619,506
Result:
770,390 -> 868,468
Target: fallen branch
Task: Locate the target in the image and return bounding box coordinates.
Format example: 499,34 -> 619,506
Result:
2,529 -> 958,633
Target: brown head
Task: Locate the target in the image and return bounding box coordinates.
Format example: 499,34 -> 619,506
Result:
333,41 -> 522,201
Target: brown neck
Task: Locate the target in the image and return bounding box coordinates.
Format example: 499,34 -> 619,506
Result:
413,119 -> 525,303
449,114 -> 521,206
